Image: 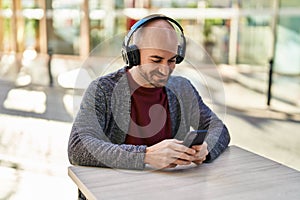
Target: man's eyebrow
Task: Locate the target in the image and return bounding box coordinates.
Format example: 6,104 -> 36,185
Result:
149,55 -> 163,59
149,55 -> 177,60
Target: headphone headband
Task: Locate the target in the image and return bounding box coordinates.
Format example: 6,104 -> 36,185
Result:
124,14 -> 184,48
122,14 -> 186,66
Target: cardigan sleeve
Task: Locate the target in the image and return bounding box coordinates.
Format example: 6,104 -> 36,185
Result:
189,81 -> 230,162
68,79 -> 147,170
167,76 -> 230,162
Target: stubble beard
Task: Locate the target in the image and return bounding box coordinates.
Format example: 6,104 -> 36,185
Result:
139,67 -> 173,88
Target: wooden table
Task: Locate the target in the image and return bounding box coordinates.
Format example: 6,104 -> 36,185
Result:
68,145 -> 300,199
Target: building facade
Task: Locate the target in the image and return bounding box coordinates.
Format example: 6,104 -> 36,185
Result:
0,0 -> 300,108
0,0 -> 299,74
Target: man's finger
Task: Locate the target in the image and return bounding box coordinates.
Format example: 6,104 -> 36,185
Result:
174,159 -> 192,165
170,142 -> 196,155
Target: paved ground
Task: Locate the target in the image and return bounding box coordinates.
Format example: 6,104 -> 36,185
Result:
0,81 -> 77,199
0,58 -> 300,199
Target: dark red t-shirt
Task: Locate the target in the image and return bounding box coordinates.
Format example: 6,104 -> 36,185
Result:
125,71 -> 172,146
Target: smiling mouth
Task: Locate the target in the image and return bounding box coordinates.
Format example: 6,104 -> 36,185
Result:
157,74 -> 167,78
154,72 -> 168,78
155,75 -> 168,82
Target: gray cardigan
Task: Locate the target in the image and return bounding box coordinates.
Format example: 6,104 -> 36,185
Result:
68,67 -> 230,169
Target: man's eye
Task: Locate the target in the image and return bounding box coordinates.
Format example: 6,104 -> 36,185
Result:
152,60 -> 161,63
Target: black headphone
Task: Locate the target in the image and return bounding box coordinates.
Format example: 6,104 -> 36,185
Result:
121,14 -> 186,67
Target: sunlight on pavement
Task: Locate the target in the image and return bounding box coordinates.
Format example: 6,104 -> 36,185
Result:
0,166 -> 77,200
0,114 -> 77,200
15,73 -> 32,86
57,68 -> 92,89
3,89 -> 46,113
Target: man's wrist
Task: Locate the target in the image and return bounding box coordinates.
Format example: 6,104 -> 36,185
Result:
144,147 -> 150,164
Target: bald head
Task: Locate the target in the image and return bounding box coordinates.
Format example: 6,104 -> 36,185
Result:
133,19 -> 179,54
143,19 -> 175,29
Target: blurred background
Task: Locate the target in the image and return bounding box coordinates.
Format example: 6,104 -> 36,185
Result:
0,0 -> 299,199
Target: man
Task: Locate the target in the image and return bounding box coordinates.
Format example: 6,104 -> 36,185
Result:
68,14 -> 230,171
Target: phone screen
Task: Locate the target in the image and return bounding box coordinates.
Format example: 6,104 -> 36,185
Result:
182,130 -> 207,147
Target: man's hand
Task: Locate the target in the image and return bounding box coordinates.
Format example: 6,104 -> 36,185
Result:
191,142 -> 209,165
144,139 -> 197,169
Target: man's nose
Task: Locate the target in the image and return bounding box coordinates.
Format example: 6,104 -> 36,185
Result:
158,64 -> 170,75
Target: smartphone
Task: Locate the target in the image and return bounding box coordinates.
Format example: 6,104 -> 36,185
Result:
182,130 -> 208,147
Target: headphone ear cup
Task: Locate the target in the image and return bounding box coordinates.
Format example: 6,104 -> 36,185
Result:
176,55 -> 184,64
121,45 -> 129,65
176,45 -> 185,64
126,45 -> 140,67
